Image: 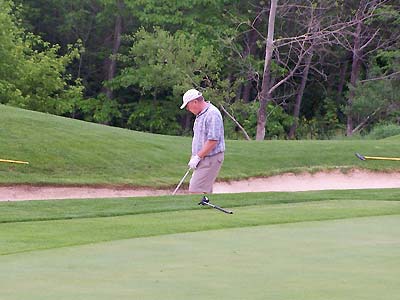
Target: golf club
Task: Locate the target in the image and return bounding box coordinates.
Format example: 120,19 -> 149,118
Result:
0,158 -> 29,165
172,168 -> 191,195
198,196 -> 233,214
355,153 -> 400,161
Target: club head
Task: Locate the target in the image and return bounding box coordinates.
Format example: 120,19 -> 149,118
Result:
355,153 -> 366,161
198,196 -> 209,205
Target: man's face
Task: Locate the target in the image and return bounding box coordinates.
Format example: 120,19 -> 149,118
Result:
186,98 -> 201,115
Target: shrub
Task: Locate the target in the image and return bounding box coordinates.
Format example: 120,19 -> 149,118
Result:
366,123 -> 400,139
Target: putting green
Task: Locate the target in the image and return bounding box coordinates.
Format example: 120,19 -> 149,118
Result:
0,215 -> 399,300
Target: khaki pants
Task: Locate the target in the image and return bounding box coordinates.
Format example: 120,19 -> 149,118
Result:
189,152 -> 224,194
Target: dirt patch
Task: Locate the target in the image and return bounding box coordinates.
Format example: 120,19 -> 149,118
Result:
1,169 -> 400,201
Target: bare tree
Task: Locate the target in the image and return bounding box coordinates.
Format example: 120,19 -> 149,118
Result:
227,0 -> 398,139
288,4 -> 321,139
341,0 -> 396,135
241,6 -> 263,103
256,0 -> 277,140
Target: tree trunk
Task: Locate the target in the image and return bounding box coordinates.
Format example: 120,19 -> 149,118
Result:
103,0 -> 124,99
288,48 -> 313,139
346,2 -> 364,136
336,54 -> 350,105
346,22 -> 362,135
242,12 -> 262,103
256,0 -> 277,141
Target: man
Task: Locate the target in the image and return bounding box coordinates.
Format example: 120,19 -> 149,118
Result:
180,88 -> 225,194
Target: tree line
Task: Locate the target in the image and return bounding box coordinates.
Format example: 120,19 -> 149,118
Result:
1,0 -> 399,140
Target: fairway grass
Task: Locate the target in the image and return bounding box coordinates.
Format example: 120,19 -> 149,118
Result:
1,189 -> 399,299
1,215 -> 399,300
0,190 -> 400,255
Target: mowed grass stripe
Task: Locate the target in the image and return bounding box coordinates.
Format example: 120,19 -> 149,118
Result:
1,215 -> 399,300
1,200 -> 400,255
1,188 -> 400,223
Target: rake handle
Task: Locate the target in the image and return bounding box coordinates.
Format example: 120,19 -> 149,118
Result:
364,156 -> 400,161
0,159 -> 29,165
355,153 -> 400,161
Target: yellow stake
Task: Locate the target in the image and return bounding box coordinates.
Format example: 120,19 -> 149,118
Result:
0,158 -> 29,165
364,156 -> 400,161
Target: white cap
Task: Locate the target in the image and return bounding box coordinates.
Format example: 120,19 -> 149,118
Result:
180,89 -> 202,109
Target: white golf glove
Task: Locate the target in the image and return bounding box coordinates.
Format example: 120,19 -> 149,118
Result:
188,155 -> 202,169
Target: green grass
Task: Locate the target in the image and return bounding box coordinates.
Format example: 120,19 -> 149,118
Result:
1,215 -> 399,299
2,106 -> 400,299
1,189 -> 399,255
1,104 -> 400,186
1,188 -> 400,224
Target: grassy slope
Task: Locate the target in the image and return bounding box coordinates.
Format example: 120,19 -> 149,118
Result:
1,104 -> 400,186
1,188 -> 399,255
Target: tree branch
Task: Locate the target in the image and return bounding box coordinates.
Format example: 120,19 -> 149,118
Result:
360,71 -> 400,83
219,104 -> 251,140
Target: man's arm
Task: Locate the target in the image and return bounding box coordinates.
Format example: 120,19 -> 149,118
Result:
197,140 -> 218,158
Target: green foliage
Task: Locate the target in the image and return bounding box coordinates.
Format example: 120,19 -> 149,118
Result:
315,97 -> 344,139
0,1 -> 83,115
124,0 -> 235,46
365,123 -> 400,140
113,27 -> 221,96
223,100 -> 258,139
109,27 -> 223,134
127,99 -> 181,134
222,100 -> 293,140
346,49 -> 400,131
77,93 -> 121,124
2,0 -> 399,139
351,79 -> 395,115
265,103 -> 293,139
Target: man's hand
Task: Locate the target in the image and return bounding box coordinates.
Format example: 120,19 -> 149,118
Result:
188,155 -> 202,169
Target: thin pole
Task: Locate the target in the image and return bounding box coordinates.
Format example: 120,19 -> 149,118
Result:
0,158 -> 29,164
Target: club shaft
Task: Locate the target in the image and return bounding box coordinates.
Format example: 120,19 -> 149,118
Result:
203,201 -> 233,214
172,169 -> 191,195
0,159 -> 29,164
364,156 -> 400,161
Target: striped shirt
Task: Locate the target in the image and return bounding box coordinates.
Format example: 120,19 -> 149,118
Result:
192,102 -> 225,157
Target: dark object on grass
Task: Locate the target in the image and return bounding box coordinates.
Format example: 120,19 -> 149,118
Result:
198,196 -> 233,214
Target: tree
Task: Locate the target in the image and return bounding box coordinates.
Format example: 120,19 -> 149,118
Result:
109,28 -> 221,134
102,0 -> 125,100
340,0 -> 400,135
0,0 -> 82,115
256,0 -> 277,140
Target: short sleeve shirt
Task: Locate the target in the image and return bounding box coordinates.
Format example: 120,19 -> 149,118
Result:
192,102 -> 225,157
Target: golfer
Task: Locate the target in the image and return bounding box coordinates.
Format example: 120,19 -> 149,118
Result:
180,88 -> 225,194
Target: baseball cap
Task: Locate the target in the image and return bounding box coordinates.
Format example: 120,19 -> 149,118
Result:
180,89 -> 202,109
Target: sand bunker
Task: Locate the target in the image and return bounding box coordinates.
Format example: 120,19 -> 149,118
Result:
1,169 -> 400,201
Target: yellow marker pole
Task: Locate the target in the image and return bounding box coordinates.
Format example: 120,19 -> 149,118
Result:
364,156 -> 400,161
356,153 -> 400,161
0,158 -> 29,165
